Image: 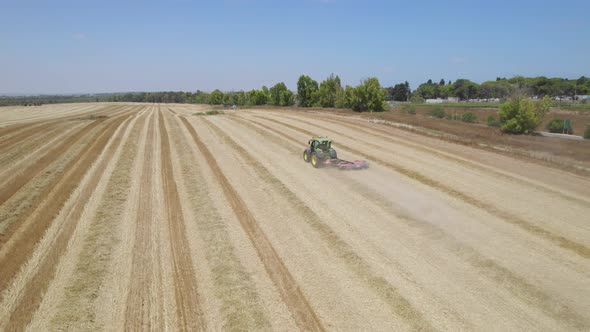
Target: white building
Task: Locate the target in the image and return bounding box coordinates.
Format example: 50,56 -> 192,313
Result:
425,97 -> 460,104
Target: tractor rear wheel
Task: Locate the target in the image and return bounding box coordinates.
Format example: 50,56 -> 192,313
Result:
303,150 -> 310,163
311,152 -> 322,168
329,148 -> 337,159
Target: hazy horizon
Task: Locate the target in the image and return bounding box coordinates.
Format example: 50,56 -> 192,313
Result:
2,0 -> 589,95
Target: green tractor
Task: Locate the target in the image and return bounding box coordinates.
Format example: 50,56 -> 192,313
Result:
303,137 -> 368,170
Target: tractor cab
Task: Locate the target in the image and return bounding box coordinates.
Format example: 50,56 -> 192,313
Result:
308,137 -> 332,153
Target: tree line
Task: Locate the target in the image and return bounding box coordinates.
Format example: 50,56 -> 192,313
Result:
2,75 -> 588,110
0,94 -> 105,107
389,76 -> 590,102
107,74 -> 387,112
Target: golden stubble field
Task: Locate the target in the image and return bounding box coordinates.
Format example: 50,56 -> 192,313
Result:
1,103 -> 589,331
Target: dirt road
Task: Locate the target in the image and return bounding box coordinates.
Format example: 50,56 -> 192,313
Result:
0,103 -> 589,331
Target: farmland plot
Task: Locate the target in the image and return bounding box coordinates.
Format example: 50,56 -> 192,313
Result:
1,103 -> 589,331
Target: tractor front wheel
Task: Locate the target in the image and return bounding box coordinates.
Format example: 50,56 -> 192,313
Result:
303,150 -> 310,163
311,152 -> 321,168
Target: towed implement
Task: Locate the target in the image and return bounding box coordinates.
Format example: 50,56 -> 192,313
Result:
303,137 -> 368,170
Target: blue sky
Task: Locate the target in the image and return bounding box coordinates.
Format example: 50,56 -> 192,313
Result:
1,0 -> 589,94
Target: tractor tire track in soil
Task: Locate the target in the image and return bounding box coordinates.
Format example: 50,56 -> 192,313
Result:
47,109 -> 146,331
168,112 -> 272,331
0,123 -> 80,182
0,122 -> 59,153
125,109 -> 164,331
0,121 -> 107,239
0,105 -> 136,222
0,110 -> 135,295
230,114 -> 590,330
0,123 -> 35,139
0,119 -> 106,207
179,116 -> 325,332
256,115 -> 590,260
0,110 -> 136,331
159,109 -> 207,331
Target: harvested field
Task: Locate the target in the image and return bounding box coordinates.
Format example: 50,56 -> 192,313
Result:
1,103 -> 589,331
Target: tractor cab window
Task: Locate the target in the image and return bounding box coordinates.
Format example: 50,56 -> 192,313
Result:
318,141 -> 329,150
312,141 -> 319,151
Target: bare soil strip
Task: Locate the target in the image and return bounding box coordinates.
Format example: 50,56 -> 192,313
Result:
97,108 -> 150,332
168,113 -> 271,330
48,110 -> 145,330
0,122 -> 60,153
207,117 -> 438,331
0,123 -> 49,153
125,110 -> 164,331
0,118 -> 107,207
0,105 -> 136,204
159,109 -> 207,331
0,112 -> 135,330
0,123 -> 79,181
0,123 -> 34,139
179,116 -> 325,332
232,115 -> 590,330
293,112 -> 590,207
0,108 -> 139,239
0,122 -> 105,238
0,112 -> 134,297
257,115 -> 590,260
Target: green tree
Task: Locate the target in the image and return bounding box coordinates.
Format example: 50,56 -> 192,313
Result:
346,77 -> 386,112
388,81 -> 411,101
261,85 -> 270,100
342,85 -> 357,109
248,89 -> 268,105
498,95 -> 551,134
269,82 -> 295,106
415,80 -> 440,99
280,89 -> 295,106
296,75 -> 319,107
209,89 -> 224,105
230,91 -> 247,105
453,79 -> 479,100
318,74 -> 343,107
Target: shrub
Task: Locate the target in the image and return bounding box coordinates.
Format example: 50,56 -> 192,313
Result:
486,115 -> 501,127
402,105 -> 416,114
461,112 -> 478,123
429,107 -> 446,119
410,95 -> 425,103
546,119 -> 573,134
584,125 -> 590,139
498,95 -> 551,134
194,110 -> 224,116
